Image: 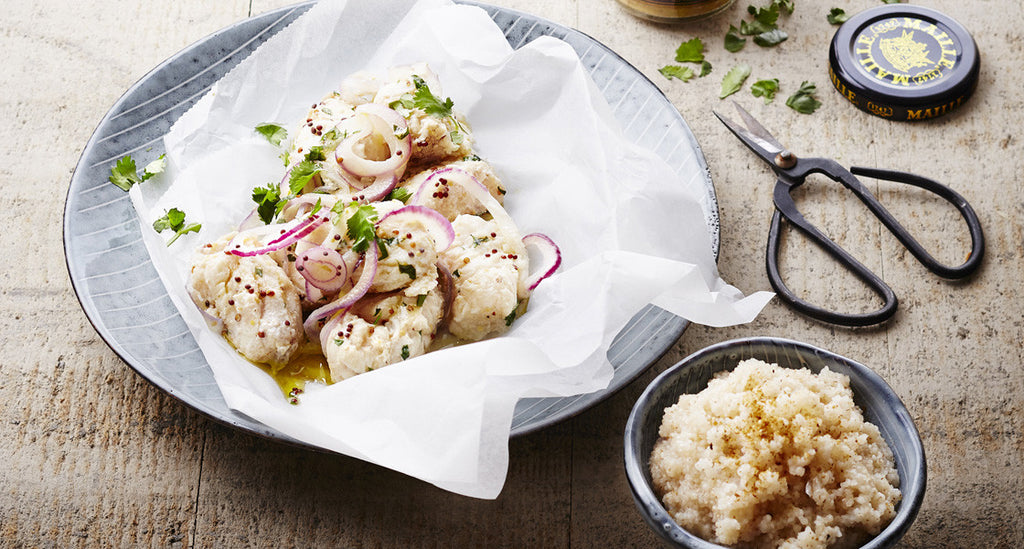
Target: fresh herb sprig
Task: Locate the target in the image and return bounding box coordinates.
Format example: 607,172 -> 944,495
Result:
108,154 -> 166,191
153,208 -> 201,246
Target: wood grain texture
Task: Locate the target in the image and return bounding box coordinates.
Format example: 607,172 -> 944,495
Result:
4,0 -> 1023,546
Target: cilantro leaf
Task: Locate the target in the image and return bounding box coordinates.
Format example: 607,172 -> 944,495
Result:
659,65 -> 696,82
288,160 -> 321,195
786,81 -> 823,114
392,75 -> 455,118
304,146 -> 326,162
153,208 -> 201,246
109,155 -> 142,191
345,203 -> 379,254
400,345 -> 410,360
386,187 -> 413,204
725,25 -> 747,52
252,183 -> 283,225
674,38 -> 705,63
827,8 -> 849,24
751,78 -> 780,104
255,123 -> 288,146
720,64 -> 752,99
699,61 -> 713,77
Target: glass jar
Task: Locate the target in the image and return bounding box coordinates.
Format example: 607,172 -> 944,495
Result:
615,0 -> 736,23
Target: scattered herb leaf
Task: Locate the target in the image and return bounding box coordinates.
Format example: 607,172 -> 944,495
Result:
786,81 -> 823,114
725,25 -> 746,52
401,345 -> 410,360
753,28 -> 788,47
699,61 -> 713,77
416,294 -> 427,307
827,7 -> 849,24
153,208 -> 201,246
751,78 -> 780,104
504,309 -> 517,327
659,65 -> 696,82
255,123 -> 288,146
674,38 -> 705,63
252,183 -> 283,225
304,146 -> 326,162
386,187 -> 413,204
288,160 -> 321,195
720,64 -> 752,99
345,203 -> 379,254
398,264 -> 417,279
109,154 -> 164,191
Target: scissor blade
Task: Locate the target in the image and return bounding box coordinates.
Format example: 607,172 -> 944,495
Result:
713,103 -> 786,162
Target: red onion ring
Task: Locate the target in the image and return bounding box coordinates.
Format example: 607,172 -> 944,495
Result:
377,204 -> 455,252
522,233 -> 561,291
303,242 -> 379,344
296,245 -> 348,293
333,108 -> 411,178
415,167 -> 518,239
227,214 -> 328,257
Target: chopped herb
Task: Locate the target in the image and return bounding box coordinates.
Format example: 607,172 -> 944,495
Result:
344,203 -> 379,253
659,65 -> 696,82
377,239 -> 389,260
153,208 -> 201,246
254,267 -> 263,278
699,61 -> 713,77
786,81 -> 823,114
386,187 -> 413,204
674,38 -> 705,63
288,160 -> 321,195
304,146 -> 326,162
725,24 -> 747,52
252,183 -> 283,224
108,154 -> 164,191
416,294 -> 427,307
398,264 -> 417,279
373,308 -> 383,324
751,78 -> 780,104
400,345 -> 410,360
394,125 -> 410,140
774,0 -> 794,14
334,338 -> 344,346
504,309 -> 517,327
452,269 -> 460,278
472,235 -> 490,247
322,128 -> 340,142
827,8 -> 849,24
720,64 -> 752,99
255,123 -> 287,146
320,107 -> 333,116
463,154 -> 482,162
449,129 -> 464,145
390,75 -> 455,118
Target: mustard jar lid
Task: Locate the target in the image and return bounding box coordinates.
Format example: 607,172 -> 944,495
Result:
828,4 -> 980,121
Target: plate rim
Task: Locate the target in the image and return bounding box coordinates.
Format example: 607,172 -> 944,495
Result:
63,0 -> 720,446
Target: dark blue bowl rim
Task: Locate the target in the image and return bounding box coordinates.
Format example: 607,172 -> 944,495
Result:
624,336 -> 927,548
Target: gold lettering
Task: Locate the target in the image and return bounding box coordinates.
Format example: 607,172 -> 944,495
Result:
907,109 -> 925,120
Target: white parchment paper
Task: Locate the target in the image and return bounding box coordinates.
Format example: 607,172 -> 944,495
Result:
131,0 -> 773,498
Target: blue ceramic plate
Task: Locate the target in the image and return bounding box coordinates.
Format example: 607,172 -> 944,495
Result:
64,1 -> 718,445
624,337 -> 926,548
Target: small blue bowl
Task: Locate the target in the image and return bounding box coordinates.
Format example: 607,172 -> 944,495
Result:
624,337 -> 926,548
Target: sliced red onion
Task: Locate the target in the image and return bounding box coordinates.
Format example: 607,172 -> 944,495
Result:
296,245 -> 348,293
420,167 -> 519,239
279,193 -> 335,222
522,233 -> 561,291
333,109 -> 411,178
351,174 -> 398,203
377,204 -> 455,252
227,214 -> 328,257
237,207 -> 263,231
303,242 -> 379,344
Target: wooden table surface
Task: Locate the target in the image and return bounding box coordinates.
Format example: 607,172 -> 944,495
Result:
4,0 -> 1022,546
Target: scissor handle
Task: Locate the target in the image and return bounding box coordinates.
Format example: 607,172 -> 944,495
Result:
847,166 -> 984,279
768,187 -> 898,326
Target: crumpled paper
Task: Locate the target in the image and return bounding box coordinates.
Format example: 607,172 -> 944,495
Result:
130,0 -> 773,498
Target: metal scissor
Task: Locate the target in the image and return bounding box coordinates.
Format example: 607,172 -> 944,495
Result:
714,103 -> 984,326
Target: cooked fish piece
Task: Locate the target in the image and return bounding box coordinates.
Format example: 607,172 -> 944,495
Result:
323,280 -> 445,381
188,234 -> 304,367
373,65 -> 473,168
439,214 -> 529,341
399,160 -> 507,221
